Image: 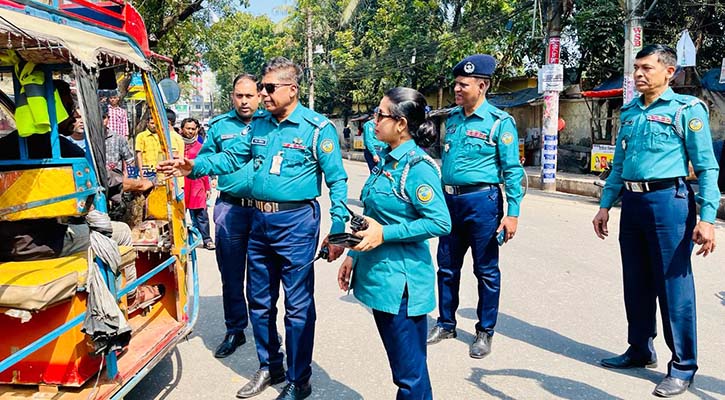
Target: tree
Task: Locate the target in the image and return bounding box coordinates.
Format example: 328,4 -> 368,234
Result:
135,0 -> 249,80
202,12 -> 290,111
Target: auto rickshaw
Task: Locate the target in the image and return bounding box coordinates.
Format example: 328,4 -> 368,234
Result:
0,0 -> 199,398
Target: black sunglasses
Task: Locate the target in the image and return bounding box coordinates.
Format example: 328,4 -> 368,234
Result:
374,109 -> 399,122
257,82 -> 295,94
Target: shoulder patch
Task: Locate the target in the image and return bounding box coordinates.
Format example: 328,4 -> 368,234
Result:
501,132 -> 515,145
688,118 -> 703,132
416,184 -> 434,203
320,138 -> 335,153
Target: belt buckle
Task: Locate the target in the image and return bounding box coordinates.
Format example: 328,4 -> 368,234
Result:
628,182 -> 644,192
257,201 -> 279,213
444,185 -> 455,195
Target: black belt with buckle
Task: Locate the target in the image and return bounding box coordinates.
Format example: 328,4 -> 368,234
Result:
443,183 -> 497,196
623,178 -> 680,193
219,192 -> 255,207
254,200 -> 311,213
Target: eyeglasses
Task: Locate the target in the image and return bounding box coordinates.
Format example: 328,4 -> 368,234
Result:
258,82 -> 295,94
374,109 -> 398,123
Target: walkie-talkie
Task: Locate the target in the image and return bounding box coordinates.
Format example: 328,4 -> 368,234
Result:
296,245 -> 330,271
345,204 -> 369,232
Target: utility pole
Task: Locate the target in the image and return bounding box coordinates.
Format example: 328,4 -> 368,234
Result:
540,0 -> 563,192
306,8 -> 315,111
622,0 -> 644,104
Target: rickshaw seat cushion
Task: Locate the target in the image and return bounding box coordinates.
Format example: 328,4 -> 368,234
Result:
0,246 -> 135,311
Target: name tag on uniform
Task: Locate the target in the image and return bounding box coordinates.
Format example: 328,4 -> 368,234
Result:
622,120 -> 634,126
646,115 -> 672,124
221,134 -> 236,140
252,137 -> 268,146
270,151 -> 283,175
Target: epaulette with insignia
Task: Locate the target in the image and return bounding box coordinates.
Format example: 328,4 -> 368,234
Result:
304,112 -> 331,129
208,112 -> 230,127
621,97 -> 639,110
253,109 -> 270,119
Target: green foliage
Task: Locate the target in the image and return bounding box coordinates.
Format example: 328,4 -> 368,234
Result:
139,0 -> 725,113
645,0 -> 725,71
572,0 -> 624,87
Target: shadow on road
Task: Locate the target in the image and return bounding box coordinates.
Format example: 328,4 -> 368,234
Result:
456,309 -> 725,398
129,294 -> 362,399
126,349 -> 181,400
467,367 -> 623,400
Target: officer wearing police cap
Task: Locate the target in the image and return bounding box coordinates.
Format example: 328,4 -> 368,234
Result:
427,54 -> 525,360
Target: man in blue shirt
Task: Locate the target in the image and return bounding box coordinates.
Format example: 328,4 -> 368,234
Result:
159,57 -> 347,400
197,73 -> 262,359
362,118 -> 385,171
593,44 -> 718,398
426,54 -> 525,360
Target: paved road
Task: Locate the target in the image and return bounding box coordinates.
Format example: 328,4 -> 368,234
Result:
128,159 -> 725,400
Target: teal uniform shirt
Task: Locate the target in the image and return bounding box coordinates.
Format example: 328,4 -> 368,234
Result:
441,101 -> 525,217
350,140 -> 451,316
601,88 -> 720,223
193,103 -> 349,233
197,109 -> 266,197
363,119 -> 385,155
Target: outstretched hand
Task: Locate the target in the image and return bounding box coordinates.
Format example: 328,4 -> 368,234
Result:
157,157 -> 194,178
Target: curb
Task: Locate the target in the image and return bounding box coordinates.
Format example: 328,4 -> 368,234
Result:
342,151 -> 725,221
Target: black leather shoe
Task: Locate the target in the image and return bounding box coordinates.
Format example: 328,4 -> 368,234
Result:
653,376 -> 692,397
214,332 -> 246,358
236,368 -> 286,398
470,331 -> 493,359
426,325 -> 457,345
600,352 -> 657,369
276,382 -> 312,400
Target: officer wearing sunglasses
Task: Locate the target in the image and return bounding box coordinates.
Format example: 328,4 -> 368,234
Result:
158,56 -> 348,400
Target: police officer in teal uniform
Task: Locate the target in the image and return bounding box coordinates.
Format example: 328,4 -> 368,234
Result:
159,57 -> 348,400
593,44 -> 718,398
338,87 -> 451,400
363,118 -> 385,171
427,54 -> 525,359
197,73 -> 263,359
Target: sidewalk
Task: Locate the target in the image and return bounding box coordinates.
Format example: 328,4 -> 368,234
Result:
342,151 -> 725,221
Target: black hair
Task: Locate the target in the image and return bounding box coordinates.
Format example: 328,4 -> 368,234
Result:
636,44 -> 677,67
165,108 -> 177,124
180,117 -> 199,128
384,87 -> 437,148
232,73 -> 258,88
263,57 -> 304,85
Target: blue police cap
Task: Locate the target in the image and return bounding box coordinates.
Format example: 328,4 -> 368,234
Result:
452,54 -> 496,78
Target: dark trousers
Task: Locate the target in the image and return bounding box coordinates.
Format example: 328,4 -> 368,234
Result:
247,202 -> 320,384
373,293 -> 432,400
619,181 -> 698,380
436,187 -> 503,333
213,199 -> 253,335
189,207 -> 212,244
363,149 -> 377,172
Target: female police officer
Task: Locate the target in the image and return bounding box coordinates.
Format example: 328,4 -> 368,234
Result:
338,87 -> 451,400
